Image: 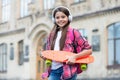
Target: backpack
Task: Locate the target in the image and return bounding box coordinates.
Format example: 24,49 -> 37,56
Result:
70,28 -> 78,53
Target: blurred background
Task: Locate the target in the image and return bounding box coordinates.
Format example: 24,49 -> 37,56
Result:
0,0 -> 120,80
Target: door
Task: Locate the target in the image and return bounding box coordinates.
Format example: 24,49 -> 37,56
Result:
36,34 -> 47,80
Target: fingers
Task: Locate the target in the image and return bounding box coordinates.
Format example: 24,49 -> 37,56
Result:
66,61 -> 74,65
66,56 -> 76,65
39,51 -> 46,60
66,59 -> 74,65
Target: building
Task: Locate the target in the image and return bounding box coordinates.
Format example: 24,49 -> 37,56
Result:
0,0 -> 120,80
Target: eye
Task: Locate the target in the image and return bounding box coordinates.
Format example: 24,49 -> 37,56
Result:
55,16 -> 59,19
61,16 -> 65,18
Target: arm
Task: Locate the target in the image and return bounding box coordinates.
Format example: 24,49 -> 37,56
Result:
66,49 -> 92,64
74,48 -> 92,59
66,29 -> 92,64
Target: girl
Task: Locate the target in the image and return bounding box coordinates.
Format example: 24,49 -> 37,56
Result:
41,6 -> 92,80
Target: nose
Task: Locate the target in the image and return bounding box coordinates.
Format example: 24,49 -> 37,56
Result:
59,17 -> 62,21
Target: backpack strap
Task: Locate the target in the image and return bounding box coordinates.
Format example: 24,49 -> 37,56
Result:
72,29 -> 78,53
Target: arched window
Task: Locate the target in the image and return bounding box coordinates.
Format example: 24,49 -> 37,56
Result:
0,43 -> 7,73
107,22 -> 120,68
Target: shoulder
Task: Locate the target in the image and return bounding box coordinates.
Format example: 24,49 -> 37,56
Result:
72,28 -> 82,37
67,26 -> 73,31
67,27 -> 81,35
67,26 -> 77,32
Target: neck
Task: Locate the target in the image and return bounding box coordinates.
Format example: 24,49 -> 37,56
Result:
59,27 -> 63,31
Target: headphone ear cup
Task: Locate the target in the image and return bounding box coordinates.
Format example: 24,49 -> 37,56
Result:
52,17 -> 55,23
68,15 -> 72,22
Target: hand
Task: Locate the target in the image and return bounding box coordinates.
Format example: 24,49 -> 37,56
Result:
66,56 -> 76,65
39,50 -> 46,60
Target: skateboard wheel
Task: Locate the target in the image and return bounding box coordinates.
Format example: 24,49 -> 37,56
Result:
81,64 -> 87,71
45,60 -> 52,66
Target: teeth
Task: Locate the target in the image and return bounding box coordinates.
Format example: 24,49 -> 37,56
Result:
59,22 -> 63,24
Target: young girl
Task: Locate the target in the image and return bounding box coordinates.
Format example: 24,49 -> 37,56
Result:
41,6 -> 92,80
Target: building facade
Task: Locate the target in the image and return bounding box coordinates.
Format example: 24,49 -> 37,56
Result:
0,0 -> 120,80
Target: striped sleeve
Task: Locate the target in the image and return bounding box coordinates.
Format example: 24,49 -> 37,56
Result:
74,29 -> 91,50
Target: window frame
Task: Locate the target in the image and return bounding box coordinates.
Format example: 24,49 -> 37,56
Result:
20,0 -> 32,17
18,40 -> 24,65
107,22 -> 120,69
43,0 -> 55,10
0,43 -> 7,73
10,43 -> 14,60
1,0 -> 11,22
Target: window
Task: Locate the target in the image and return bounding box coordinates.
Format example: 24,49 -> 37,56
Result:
38,61 -> 40,73
25,45 -> 29,56
18,40 -> 24,65
107,22 -> 120,68
24,45 -> 29,62
20,0 -> 32,17
10,43 -> 14,60
43,0 -> 55,10
0,43 -> 7,73
74,0 -> 85,3
101,0 -> 105,7
79,29 -> 87,39
92,35 -> 100,51
2,0 -> 11,22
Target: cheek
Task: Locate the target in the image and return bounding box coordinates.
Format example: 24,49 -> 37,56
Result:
65,19 -> 69,24
65,18 -> 69,22
55,19 -> 59,23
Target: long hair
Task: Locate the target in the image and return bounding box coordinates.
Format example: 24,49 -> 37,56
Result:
50,6 -> 71,50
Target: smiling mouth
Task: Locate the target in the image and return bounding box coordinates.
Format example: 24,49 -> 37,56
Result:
59,22 -> 64,24
59,23 -> 64,25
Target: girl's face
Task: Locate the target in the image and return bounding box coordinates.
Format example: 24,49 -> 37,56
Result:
55,11 -> 69,28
